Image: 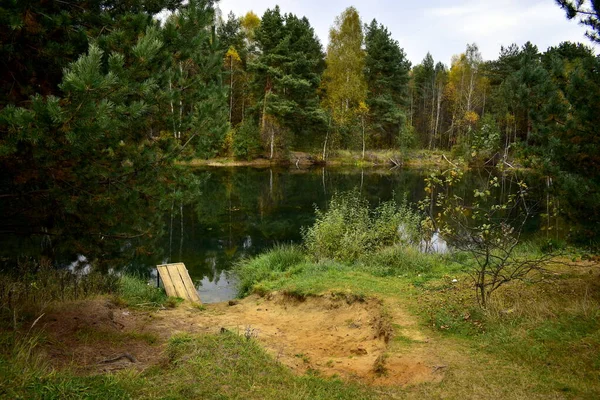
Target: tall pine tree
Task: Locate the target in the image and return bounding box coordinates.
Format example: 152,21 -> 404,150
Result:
364,19 -> 411,148
251,6 -> 325,157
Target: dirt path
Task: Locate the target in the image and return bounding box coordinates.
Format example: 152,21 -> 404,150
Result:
39,293 -> 446,386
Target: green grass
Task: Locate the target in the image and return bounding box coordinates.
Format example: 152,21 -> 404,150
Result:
235,245 -> 306,296
146,332 -> 374,399
235,242 -> 600,399
326,149 -> 448,168
237,243 -> 464,300
112,275 -> 173,309
0,331 -> 375,400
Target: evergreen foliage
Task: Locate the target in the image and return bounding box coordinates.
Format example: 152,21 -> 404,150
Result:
0,0 -> 226,262
0,0 -> 181,106
556,0 -> 600,43
1,0 -> 600,264
250,6 -> 325,157
232,119 -> 261,160
364,19 -> 411,148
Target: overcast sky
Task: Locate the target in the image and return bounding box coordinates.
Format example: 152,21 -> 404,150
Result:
215,0 -> 597,66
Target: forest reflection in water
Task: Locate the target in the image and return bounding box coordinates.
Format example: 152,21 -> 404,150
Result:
0,166 -> 553,303
160,166 -> 548,302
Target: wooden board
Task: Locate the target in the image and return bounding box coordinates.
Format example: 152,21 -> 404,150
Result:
156,263 -> 201,304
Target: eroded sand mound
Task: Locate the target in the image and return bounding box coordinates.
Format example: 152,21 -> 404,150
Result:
39,293 -> 445,386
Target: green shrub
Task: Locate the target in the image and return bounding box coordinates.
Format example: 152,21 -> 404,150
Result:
471,114 -> 501,159
302,190 -> 422,262
398,123 -> 417,149
232,119 -> 261,160
358,245 -> 441,277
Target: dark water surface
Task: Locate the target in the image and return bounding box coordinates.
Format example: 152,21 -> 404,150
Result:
161,167 -> 427,302
1,166 -> 551,303
157,166 -> 549,302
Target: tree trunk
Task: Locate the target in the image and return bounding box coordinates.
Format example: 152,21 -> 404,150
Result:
481,85 -> 486,117
169,73 -> 177,139
361,115 -> 366,160
270,126 -> 274,160
262,85 -> 271,158
409,87 -> 414,127
323,116 -> 331,161
178,62 -> 183,139
229,57 -> 234,124
429,75 -> 436,150
434,82 -> 442,149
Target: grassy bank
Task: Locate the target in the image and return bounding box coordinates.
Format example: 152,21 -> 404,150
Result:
0,272 -> 379,399
2,253 -> 597,399
1,194 -> 598,399
0,329 -> 373,399
234,244 -> 600,398
231,192 -> 600,398
182,149 -> 449,169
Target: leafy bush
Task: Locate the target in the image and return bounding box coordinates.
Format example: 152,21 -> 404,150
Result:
472,114 -> 501,158
302,190 -> 422,262
358,245 -> 442,277
233,119 -> 261,160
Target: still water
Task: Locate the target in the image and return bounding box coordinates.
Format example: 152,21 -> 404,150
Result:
0,166 -> 550,303
156,166 -> 543,302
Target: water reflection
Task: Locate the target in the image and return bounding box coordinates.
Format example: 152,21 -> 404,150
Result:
161,167 -> 429,302
67,254 -> 91,275
197,271 -> 238,303
2,166 -> 549,304
420,231 -> 448,254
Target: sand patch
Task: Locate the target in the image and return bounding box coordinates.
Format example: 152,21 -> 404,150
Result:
37,293 -> 444,386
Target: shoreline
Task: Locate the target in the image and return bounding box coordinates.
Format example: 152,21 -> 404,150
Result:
181,150 -> 450,169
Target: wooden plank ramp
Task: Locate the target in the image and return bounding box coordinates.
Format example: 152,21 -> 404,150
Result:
156,263 -> 201,304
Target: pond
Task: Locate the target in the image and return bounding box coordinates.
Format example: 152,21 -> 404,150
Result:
152,166 -> 548,303
0,166 -> 554,303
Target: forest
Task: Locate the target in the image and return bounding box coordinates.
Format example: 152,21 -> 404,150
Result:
1,0 -> 599,247
0,0 -> 600,399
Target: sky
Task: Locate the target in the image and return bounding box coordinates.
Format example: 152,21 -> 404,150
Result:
215,0 -> 597,66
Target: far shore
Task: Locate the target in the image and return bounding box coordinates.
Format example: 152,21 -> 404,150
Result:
181,149 -> 451,169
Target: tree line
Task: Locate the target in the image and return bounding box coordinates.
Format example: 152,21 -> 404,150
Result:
0,0 -> 599,249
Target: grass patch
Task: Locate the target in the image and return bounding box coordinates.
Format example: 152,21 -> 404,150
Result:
236,245 -> 306,296
0,331 -> 135,399
112,275 -> 172,309
152,331 -> 373,399
357,244 -> 454,277
0,330 -> 375,399
411,263 -> 600,398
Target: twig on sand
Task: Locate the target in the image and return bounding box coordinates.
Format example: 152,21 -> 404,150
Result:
99,353 -> 137,364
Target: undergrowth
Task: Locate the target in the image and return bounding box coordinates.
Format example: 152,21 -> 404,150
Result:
0,258 -> 119,328
0,258 -> 171,327
302,190 -> 422,262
